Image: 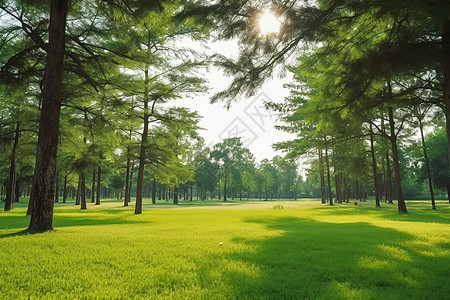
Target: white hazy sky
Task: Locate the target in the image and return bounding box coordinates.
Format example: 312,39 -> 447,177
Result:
174,38 -> 296,162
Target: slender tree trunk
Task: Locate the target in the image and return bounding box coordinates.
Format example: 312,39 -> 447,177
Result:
152,178 -> 156,204
80,173 -> 86,210
124,154 -> 130,207
173,186 -> 178,205
14,179 -> 19,203
75,178 -> 81,205
190,182 -> 193,201
418,114 -> 436,209
386,152 -> 393,204
4,122 -> 19,211
388,107 -> 407,213
319,149 -> 326,204
63,175 -> 67,203
382,152 -> 387,203
26,179 -> 35,216
54,171 -> 59,203
28,0 -> 70,232
96,164 -> 101,205
443,20 -> 450,169
91,169 -> 96,203
325,146 -> 333,205
335,174 -> 341,204
370,123 -> 380,207
447,185 -> 450,203
223,172 -> 228,202
135,67 -> 149,214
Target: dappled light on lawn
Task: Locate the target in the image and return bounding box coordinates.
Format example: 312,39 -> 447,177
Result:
0,199 -> 449,299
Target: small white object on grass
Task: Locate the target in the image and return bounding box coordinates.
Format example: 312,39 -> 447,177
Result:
220,242 -> 223,246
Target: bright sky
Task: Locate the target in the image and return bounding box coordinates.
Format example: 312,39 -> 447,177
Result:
174,39 -> 295,162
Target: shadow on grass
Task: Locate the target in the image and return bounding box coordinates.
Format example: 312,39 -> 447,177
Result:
0,209 -> 148,235
213,217 -> 450,299
312,201 -> 450,225
0,229 -> 30,239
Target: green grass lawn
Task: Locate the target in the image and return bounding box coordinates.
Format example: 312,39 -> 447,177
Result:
1,198 -> 449,299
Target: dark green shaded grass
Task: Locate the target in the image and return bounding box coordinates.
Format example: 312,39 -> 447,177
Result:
0,199 -> 449,299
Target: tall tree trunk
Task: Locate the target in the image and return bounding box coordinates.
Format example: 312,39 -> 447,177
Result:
26,179 -> 35,216
91,169 -> 95,203
223,172 -> 228,202
54,171 -> 59,203
135,66 -> 149,214
4,122 -> 19,211
381,151 -> 387,203
96,164 -> 101,205
370,123 -> 380,207
319,149 -> 326,203
124,153 -> 130,207
335,174 -> 341,204
80,173 -> 86,210
418,113 -> 436,210
14,179 -> 19,203
447,185 -> 450,203
325,146 -> 333,205
443,20 -> 450,169
386,152 -> 393,204
190,182 -> 193,201
75,178 -> 81,205
173,186 -> 178,205
388,107 -> 407,213
152,178 -> 156,204
28,0 -> 70,232
63,175 -> 67,203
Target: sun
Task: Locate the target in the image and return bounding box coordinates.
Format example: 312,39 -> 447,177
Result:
258,11 -> 281,36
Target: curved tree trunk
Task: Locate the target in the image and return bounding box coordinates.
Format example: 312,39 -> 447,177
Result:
28,0 -> 70,232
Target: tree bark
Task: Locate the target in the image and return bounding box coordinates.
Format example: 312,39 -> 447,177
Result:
388,107 -> 407,213
135,66 -> 149,214
4,122 -> 19,211
370,123 -> 380,207
28,0 -> 70,232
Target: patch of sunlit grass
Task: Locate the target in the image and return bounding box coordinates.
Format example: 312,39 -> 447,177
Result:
0,198 -> 449,299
